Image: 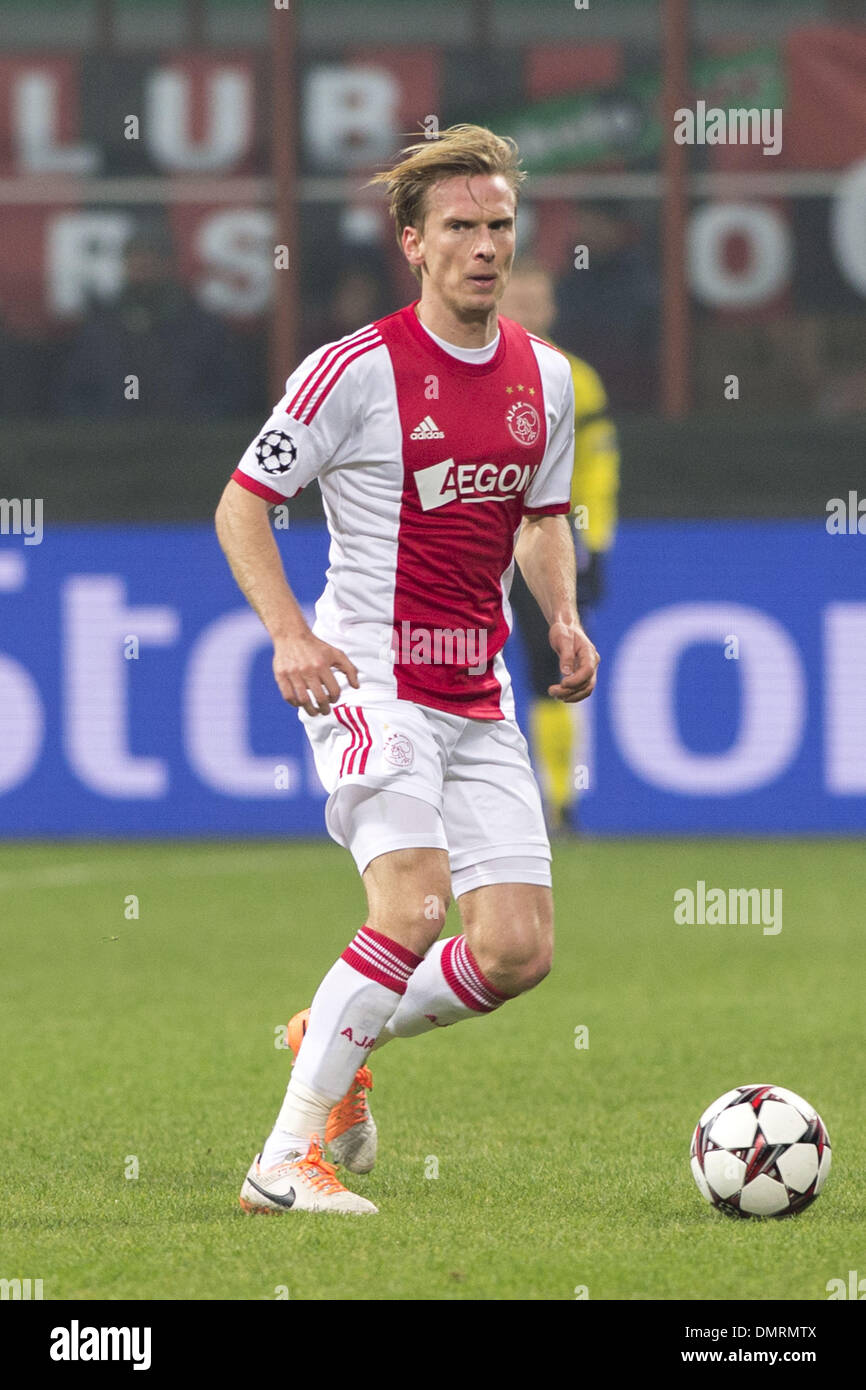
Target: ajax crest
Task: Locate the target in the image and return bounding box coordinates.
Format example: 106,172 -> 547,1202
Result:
384,732 -> 414,770
505,400 -> 541,448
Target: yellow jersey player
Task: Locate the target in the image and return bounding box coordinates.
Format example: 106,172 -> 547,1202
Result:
500,260 -> 619,831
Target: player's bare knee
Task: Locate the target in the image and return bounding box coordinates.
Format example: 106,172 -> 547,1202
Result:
498,944 -> 553,996
529,945 -> 554,989
364,846 -> 450,952
461,883 -> 552,993
473,920 -> 553,996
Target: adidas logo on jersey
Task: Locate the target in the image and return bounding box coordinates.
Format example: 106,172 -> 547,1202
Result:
409,415 -> 445,440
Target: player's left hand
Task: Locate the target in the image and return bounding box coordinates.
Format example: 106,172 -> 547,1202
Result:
547,622 -> 600,703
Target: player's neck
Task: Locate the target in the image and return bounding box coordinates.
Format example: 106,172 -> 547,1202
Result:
414,298 -> 499,351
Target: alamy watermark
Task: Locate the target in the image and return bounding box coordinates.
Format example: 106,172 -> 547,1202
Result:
50,1322 -> 151,1370
674,101 -> 782,157
826,491 -> 865,535
674,880 -> 782,935
1,1277 -> 43,1299
0,498 -> 43,545
379,622 -> 488,676
826,1270 -> 866,1299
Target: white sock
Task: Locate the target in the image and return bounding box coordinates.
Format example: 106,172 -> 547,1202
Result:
259,1076 -> 329,1168
374,935 -> 509,1048
260,926 -> 423,1168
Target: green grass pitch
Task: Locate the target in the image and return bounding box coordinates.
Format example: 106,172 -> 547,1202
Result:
0,838 -> 862,1301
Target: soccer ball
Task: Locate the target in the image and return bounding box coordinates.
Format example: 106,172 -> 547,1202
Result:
690,1084 -> 831,1217
255,429 -> 297,475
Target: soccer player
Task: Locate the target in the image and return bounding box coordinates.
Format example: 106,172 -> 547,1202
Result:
215,124 -> 600,1215
499,261 -> 619,832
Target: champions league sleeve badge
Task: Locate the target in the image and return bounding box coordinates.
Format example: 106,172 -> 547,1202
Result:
255,430 -> 298,475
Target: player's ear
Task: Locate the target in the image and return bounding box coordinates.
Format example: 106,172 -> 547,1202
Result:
402,223 -> 424,271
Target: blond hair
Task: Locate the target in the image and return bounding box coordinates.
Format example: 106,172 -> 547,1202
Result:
369,124 -> 526,281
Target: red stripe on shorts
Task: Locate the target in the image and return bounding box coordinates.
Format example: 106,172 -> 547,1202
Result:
353,707 -> 372,773
334,705 -> 358,778
334,705 -> 371,777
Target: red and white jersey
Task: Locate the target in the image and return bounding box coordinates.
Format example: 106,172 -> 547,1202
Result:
232,300 -> 575,720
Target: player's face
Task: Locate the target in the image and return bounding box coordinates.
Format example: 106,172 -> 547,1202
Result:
404,174 -> 516,322
499,271 -> 557,338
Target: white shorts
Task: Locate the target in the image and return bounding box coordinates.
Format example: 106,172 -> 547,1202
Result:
299,699 -> 551,896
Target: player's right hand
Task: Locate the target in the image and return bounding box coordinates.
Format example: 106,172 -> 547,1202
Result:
272,632 -> 360,716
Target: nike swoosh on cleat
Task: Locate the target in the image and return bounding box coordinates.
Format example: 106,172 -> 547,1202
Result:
246,1174 -> 296,1208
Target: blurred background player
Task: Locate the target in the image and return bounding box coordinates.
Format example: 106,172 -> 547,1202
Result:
554,201 -> 659,413
57,224 -> 254,419
500,260 -> 619,833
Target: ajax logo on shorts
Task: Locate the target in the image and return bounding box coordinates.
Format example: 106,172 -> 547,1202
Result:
383,732 -> 414,770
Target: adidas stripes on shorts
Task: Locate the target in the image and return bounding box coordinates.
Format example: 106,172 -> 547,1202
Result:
299,698 -> 552,896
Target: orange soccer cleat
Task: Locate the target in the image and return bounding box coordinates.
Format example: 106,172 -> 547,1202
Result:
286,1008 -> 378,1174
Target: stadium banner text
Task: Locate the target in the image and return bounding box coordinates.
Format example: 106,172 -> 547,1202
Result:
0,520 -> 863,835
